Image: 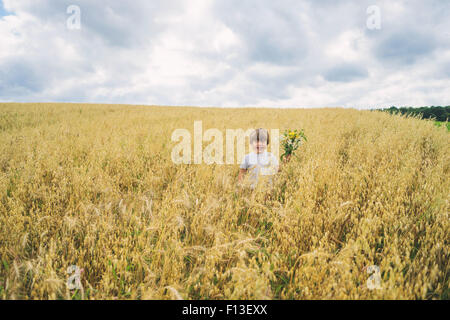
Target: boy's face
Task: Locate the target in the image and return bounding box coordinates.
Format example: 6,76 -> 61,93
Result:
252,139 -> 267,154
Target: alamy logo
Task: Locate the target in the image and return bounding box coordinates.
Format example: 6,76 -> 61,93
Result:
366,5 -> 381,30
171,121 -> 279,165
67,5 -> 81,30
366,265 -> 382,290
66,265 -> 83,290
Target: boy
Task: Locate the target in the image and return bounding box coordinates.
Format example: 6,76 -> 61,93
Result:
238,128 -> 279,189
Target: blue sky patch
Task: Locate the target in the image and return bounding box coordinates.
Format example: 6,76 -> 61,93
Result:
0,0 -> 12,17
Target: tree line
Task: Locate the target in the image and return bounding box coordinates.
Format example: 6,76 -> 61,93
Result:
374,106 -> 450,122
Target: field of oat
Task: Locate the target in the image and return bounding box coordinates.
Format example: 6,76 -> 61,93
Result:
0,103 -> 448,299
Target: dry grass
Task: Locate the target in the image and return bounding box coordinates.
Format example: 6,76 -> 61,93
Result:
0,102 -> 448,300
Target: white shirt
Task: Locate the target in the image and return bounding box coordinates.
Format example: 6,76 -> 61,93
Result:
240,151 -> 279,188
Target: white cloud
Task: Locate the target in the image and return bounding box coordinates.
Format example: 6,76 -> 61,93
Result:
0,0 -> 449,108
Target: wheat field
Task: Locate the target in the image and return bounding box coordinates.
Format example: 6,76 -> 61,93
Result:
0,103 -> 448,300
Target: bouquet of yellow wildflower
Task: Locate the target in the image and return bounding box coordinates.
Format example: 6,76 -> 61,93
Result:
281,129 -> 307,161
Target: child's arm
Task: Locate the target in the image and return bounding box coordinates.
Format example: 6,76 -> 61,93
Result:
238,155 -> 249,183
277,154 -> 291,172
238,168 -> 247,183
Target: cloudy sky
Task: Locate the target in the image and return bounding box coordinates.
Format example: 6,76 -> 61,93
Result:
0,0 -> 449,108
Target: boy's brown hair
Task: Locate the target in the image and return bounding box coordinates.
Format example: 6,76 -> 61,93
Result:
250,128 -> 270,145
